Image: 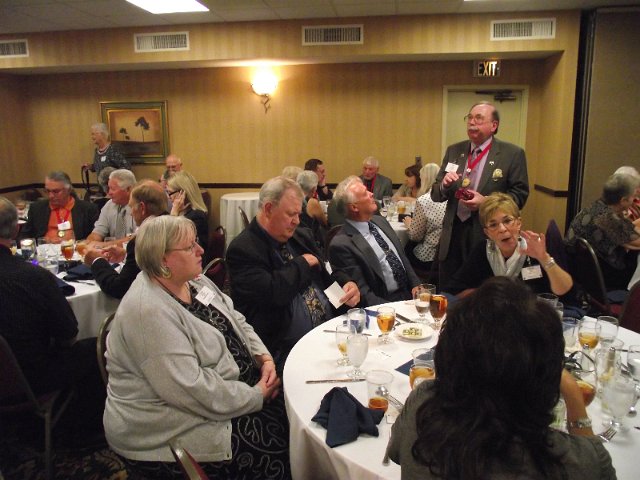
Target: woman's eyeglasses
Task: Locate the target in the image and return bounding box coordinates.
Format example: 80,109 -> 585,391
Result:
485,217 -> 516,231
167,238 -> 200,254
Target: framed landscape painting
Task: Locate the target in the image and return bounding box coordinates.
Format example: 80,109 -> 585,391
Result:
100,100 -> 169,164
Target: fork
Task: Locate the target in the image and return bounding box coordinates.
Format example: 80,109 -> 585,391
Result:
597,426 -> 617,442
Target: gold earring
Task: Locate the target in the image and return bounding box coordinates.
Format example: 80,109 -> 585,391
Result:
161,265 -> 172,278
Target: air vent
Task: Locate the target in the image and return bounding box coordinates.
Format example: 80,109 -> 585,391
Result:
491,18 -> 555,41
134,32 -> 189,52
0,39 -> 28,58
302,24 -> 363,46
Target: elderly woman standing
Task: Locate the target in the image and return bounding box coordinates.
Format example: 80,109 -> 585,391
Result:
104,216 -> 290,479
167,171 -> 209,251
444,192 -> 573,299
87,122 -> 130,177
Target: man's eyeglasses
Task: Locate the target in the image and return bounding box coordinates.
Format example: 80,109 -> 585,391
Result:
463,114 -> 487,124
485,217 -> 516,231
168,238 -> 200,254
45,188 -> 64,195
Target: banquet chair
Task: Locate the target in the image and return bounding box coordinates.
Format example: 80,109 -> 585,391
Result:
568,237 -> 623,317
323,224 -> 343,261
202,257 -> 228,292
204,225 -> 226,266
97,313 -> 115,386
238,206 -> 250,229
169,440 -> 210,480
545,219 -> 570,271
619,282 -> 640,333
0,335 -> 75,480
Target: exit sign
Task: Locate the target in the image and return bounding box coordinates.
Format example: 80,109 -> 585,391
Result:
474,60 -> 501,77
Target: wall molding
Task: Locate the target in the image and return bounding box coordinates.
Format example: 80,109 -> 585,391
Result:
534,184 -> 568,197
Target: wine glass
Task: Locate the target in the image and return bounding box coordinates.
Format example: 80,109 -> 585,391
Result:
346,333 -> 369,379
335,324 -> 355,366
429,294 -> 448,330
596,316 -> 619,350
577,319 -> 601,351
602,374 -> 637,431
413,284 -> 435,323
376,306 -> 396,344
60,236 -> 76,261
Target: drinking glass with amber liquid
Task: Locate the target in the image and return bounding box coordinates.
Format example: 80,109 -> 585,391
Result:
335,324 -> 355,366
413,284 -> 435,323
60,237 -> 75,261
429,294 -> 448,330
578,319 -> 601,351
366,370 -> 393,413
75,239 -> 88,258
377,306 -> 396,344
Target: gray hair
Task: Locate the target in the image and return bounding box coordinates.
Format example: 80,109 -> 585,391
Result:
602,173 -> 640,205
281,166 -> 303,180
296,170 -> 318,196
333,175 -> 363,217
46,171 -> 72,190
417,163 -> 440,197
363,156 -> 379,168
98,167 -> 116,192
0,196 -> 18,239
91,122 -> 110,140
135,215 -> 196,278
109,169 -> 137,189
259,176 -> 303,210
614,166 -> 640,179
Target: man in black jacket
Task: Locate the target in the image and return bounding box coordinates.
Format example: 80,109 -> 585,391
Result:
83,181 -> 167,299
227,176 -> 360,368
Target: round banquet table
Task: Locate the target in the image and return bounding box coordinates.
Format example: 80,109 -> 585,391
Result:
283,305 -> 640,480
65,279 -> 120,340
219,192 -> 260,248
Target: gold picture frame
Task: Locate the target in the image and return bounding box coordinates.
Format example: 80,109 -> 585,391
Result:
100,101 -> 169,164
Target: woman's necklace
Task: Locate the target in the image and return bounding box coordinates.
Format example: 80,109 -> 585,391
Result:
96,143 -> 110,154
156,278 -> 191,304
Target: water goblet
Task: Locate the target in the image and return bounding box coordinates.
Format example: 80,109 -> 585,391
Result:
335,324 -> 355,366
346,333 -> 369,379
347,307 -> 367,333
595,347 -> 622,402
577,319 -> 601,351
376,306 -> 396,344
596,316 -> 619,350
382,196 -> 391,209
20,238 -> 36,261
429,294 -> 448,330
386,203 -> 397,221
602,374 -> 637,431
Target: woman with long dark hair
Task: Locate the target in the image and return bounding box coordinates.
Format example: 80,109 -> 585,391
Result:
388,277 -> 614,479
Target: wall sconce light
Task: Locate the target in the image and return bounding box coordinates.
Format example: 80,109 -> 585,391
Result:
251,70 -> 278,113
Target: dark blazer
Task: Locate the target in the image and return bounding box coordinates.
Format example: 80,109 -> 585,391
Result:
91,238 -> 139,299
227,218 -> 351,354
431,137 -> 529,261
329,216 -> 421,307
20,197 -> 100,241
359,173 -> 393,201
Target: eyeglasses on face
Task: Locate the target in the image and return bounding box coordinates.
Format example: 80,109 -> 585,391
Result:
45,188 -> 65,195
463,113 -> 488,124
485,216 -> 516,231
167,238 -> 200,254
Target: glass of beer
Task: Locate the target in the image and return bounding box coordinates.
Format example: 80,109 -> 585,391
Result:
429,294 -> 448,330
75,239 -> 88,258
376,306 -> 396,344
60,237 -> 75,261
577,319 -> 601,351
366,370 -> 394,413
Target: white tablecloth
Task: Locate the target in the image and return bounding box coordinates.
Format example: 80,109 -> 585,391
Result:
65,280 -> 120,339
219,192 -> 260,248
284,306 -> 640,480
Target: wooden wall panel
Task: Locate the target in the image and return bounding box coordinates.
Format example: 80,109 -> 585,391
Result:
0,74 -> 32,190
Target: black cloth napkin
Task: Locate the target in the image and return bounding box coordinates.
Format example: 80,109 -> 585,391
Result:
54,276 -> 76,296
63,263 -> 94,281
395,358 -> 413,376
311,387 -> 384,447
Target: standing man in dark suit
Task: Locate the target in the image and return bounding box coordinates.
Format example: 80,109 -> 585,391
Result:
20,170 -> 99,242
360,156 -> 393,201
329,176 -> 421,307
227,176 -> 360,370
432,102 -> 529,285
82,181 -> 168,299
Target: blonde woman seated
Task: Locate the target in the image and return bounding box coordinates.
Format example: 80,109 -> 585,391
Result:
167,171 -> 209,250
392,164 -> 421,203
104,216 -> 289,479
403,163 -> 447,272
443,192 -> 573,299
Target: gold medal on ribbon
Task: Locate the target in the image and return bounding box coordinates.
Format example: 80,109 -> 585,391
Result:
461,178 -> 471,188
57,229 -> 66,238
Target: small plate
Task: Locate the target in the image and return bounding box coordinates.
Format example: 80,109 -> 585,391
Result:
395,323 -> 433,341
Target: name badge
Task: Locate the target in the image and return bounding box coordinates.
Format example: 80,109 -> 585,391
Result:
445,162 -> 459,173
101,156 -> 106,162
195,286 -> 215,305
521,265 -> 543,280
58,221 -> 71,231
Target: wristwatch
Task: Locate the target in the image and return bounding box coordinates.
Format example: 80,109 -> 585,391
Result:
566,417 -> 591,429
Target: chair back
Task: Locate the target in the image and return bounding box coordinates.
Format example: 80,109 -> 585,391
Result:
0,335 -> 40,407
238,206 -> 250,229
568,237 -> 612,316
97,313 -> 115,385
324,224 -> 343,261
202,257 -> 227,291
545,219 -> 570,271
619,282 -> 640,333
204,225 -> 226,265
169,440 -> 210,480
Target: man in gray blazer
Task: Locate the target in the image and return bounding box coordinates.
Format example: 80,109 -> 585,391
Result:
431,102 -> 529,285
359,156 -> 393,201
329,176 -> 421,307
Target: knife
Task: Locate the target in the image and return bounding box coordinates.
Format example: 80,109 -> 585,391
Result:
306,378 -> 366,384
365,308 -> 412,324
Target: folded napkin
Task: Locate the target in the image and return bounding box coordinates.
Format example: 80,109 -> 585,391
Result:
54,276 -> 76,296
63,263 -> 94,281
311,387 -> 384,447
395,359 -> 413,376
